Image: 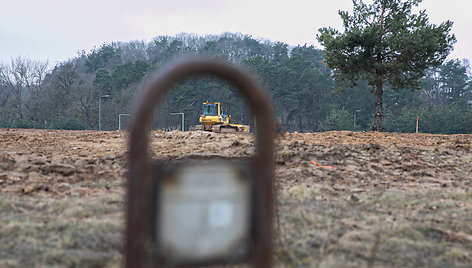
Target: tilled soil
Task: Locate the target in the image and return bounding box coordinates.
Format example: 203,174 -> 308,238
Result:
0,128 -> 471,267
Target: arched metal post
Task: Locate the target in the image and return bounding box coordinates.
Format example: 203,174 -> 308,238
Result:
126,57 -> 275,267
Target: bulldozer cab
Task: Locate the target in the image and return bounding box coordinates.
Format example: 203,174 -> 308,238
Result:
202,102 -> 219,116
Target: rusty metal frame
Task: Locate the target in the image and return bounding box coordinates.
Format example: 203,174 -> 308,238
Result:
126,57 -> 275,268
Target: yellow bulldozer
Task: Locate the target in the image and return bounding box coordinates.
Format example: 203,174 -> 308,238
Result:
195,101 -> 250,132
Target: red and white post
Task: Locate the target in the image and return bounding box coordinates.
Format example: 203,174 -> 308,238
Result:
416,116 -> 419,133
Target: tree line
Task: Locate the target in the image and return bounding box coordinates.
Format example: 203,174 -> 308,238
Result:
0,32 -> 471,133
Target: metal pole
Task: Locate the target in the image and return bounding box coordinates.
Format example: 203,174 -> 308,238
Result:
354,110 -> 361,127
99,98 -> 101,131
416,116 -> 419,133
127,58 -> 275,268
99,95 -> 110,131
171,112 -> 184,131
119,114 -> 131,130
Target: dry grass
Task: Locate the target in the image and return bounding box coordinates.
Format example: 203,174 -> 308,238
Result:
0,193 -> 123,267
275,187 -> 472,267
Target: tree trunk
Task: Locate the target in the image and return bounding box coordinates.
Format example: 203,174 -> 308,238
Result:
371,1 -> 386,132
297,117 -> 302,133
372,80 -> 383,131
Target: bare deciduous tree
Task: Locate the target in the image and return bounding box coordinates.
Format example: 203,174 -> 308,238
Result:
0,57 -> 49,123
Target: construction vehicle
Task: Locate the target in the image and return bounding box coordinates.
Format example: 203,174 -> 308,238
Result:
195,101 -> 250,132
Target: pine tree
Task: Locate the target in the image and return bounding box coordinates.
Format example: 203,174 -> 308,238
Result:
317,0 -> 456,131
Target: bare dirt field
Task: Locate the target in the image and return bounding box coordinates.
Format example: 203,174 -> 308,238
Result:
1,128 -> 472,267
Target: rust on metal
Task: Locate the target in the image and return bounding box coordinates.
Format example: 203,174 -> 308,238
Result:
126,57 -> 275,267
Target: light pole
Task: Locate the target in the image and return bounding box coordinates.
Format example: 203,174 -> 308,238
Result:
119,113 -> 131,130
354,109 -> 361,127
171,112 -> 184,131
99,95 -> 110,131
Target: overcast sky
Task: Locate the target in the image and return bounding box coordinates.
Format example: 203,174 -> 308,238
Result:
1,0 -> 470,65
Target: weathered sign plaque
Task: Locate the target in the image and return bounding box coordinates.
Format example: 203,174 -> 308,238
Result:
152,160 -> 252,266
